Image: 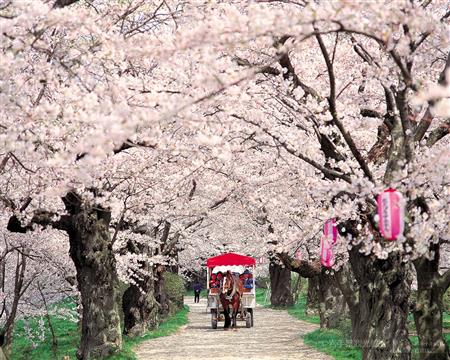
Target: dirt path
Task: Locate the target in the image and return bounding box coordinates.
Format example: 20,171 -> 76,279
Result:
135,296 -> 333,360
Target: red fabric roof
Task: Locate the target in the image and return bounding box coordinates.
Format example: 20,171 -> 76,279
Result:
207,253 -> 256,267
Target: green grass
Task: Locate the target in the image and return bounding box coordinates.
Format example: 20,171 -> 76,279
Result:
107,305 -> 189,360
11,299 -> 189,360
12,297 -> 79,360
443,312 -> 450,330
303,329 -> 362,360
255,288 -> 270,307
288,294 -> 356,358
288,296 -> 320,325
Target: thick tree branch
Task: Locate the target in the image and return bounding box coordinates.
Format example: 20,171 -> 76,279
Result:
53,0 -> 80,8
439,269 -> 450,292
7,211 -> 70,233
277,252 -> 322,278
426,119 -> 450,147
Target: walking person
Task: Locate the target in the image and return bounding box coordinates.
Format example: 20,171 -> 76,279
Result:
193,282 -> 202,303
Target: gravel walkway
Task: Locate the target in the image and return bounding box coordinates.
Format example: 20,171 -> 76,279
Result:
135,296 -> 333,360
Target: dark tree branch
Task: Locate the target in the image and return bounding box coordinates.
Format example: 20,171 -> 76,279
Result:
76,139 -> 156,161
277,252 -> 322,278
236,115 -> 352,183
414,51 -> 450,142
361,109 -> 383,118
315,30 -> 374,182
426,119 -> 450,147
53,0 -> 80,8
188,179 -> 197,200
440,269 -> 450,292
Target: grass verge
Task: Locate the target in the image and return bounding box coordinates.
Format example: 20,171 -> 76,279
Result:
287,296 -> 320,325
303,329 -> 362,360
108,305 -> 189,360
255,288 -> 270,307
12,298 -> 79,360
11,302 -> 189,360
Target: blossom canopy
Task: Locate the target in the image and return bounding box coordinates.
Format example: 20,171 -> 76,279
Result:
206,253 -> 256,268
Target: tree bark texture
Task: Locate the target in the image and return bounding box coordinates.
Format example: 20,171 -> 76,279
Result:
317,271 -> 347,329
155,265 -> 170,316
122,282 -> 159,337
306,277 -> 319,316
349,247 -> 412,360
269,261 -> 293,307
63,194 -> 122,359
413,250 -> 450,360
121,235 -> 160,337
334,262 -> 362,346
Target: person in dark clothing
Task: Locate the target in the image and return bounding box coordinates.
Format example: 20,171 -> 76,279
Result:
193,282 -> 202,303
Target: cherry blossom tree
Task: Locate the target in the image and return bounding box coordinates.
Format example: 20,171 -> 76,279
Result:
1,1 -> 449,360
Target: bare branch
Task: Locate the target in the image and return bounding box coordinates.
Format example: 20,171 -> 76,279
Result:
315,30 -> 374,182
236,114 -> 352,183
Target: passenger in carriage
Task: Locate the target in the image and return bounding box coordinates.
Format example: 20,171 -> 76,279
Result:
243,269 -> 253,289
210,273 -> 218,288
216,271 -> 223,286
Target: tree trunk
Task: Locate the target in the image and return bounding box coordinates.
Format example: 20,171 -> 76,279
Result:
305,277 -> 319,315
121,234 -> 160,337
292,274 -> 302,304
269,261 -> 293,307
155,265 -> 169,316
64,194 -> 122,360
3,250 -> 27,355
349,247 -> 412,360
334,262 -> 362,346
122,282 -> 159,337
413,255 -> 450,360
317,271 -> 346,329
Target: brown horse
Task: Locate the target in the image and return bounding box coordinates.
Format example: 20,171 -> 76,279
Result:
219,271 -> 243,329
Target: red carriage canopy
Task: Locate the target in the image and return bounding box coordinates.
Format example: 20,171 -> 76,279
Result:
206,253 -> 256,268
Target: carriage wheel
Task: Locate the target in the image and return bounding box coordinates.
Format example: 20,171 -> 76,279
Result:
248,308 -> 254,327
245,311 -> 252,328
211,309 -> 218,329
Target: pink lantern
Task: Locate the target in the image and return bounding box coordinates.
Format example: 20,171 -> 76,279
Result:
324,218 -> 338,244
258,256 -> 265,264
295,250 -> 302,261
377,188 -> 405,241
320,236 -> 335,268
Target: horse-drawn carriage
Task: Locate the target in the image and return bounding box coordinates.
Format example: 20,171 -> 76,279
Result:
206,253 -> 256,329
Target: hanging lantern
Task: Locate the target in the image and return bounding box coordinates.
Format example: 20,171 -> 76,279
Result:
258,256 -> 265,264
377,188 -> 405,241
320,236 -> 335,268
324,218 -> 338,244
295,250 -> 302,261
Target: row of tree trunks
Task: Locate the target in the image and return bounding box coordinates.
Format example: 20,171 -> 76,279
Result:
278,249 -> 416,359
275,254 -> 347,328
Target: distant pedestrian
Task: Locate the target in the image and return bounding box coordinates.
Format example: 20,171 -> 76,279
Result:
193,282 -> 202,303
